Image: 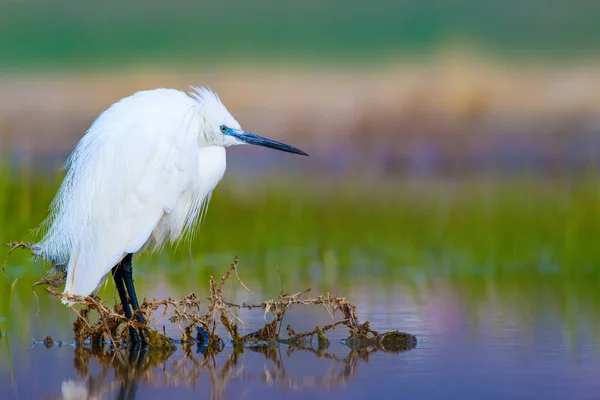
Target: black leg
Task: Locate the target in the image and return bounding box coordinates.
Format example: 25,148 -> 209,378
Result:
112,264 -> 140,344
120,254 -> 147,345
112,256 -> 143,345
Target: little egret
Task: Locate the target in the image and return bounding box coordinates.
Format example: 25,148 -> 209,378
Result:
34,86 -> 307,343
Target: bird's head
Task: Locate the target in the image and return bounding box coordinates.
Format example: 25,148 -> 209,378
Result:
190,86 -> 308,156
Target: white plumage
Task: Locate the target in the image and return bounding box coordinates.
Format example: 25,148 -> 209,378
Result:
34,86 -> 306,300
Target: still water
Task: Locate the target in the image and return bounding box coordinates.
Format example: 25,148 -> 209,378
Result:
2,271 -> 600,399
1,173 -> 600,399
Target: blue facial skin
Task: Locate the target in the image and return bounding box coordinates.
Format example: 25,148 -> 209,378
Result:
221,125 -> 308,156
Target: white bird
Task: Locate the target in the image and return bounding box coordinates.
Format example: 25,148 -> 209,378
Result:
34,86 -> 307,343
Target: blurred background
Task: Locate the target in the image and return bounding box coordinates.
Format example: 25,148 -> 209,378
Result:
2,0 -> 600,322
2,0 -> 600,175
2,2 -> 600,398
1,0 -> 600,291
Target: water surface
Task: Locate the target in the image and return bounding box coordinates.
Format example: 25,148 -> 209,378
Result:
2,274 -> 600,399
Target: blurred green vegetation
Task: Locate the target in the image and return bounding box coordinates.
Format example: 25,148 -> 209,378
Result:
1,0 -> 600,70
1,165 -> 600,341
2,169 -> 600,281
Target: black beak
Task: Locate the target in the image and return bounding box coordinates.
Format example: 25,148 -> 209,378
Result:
232,131 -> 308,156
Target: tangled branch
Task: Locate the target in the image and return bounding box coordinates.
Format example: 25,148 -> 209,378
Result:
3,244 -> 417,353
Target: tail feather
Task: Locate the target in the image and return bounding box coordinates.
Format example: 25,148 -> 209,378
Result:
63,247 -> 79,299
62,245 -> 123,304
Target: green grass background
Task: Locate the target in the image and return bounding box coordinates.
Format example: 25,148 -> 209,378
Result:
1,0 -> 600,69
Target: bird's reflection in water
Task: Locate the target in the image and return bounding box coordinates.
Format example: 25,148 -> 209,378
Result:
62,343 -> 156,400
59,339 -> 415,400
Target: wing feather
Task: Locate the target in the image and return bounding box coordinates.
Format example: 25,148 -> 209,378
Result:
38,89 -> 201,297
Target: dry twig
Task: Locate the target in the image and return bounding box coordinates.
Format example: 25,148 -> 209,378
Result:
3,243 -> 416,353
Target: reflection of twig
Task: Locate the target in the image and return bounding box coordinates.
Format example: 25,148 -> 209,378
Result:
57,336 -> 412,400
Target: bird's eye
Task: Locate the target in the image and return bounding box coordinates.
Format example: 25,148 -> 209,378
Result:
220,125 -> 228,133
